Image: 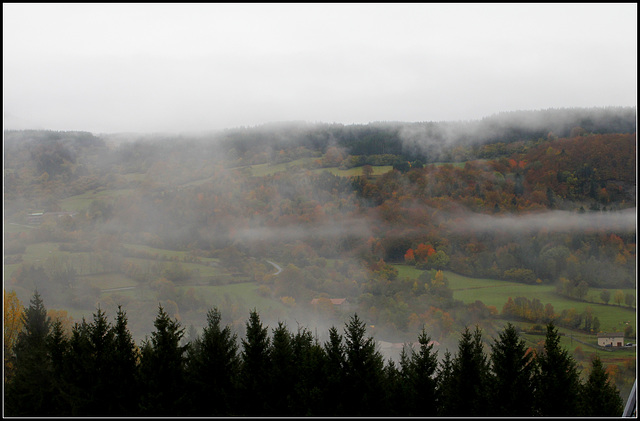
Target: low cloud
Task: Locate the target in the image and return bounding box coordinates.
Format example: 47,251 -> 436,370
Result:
447,208 -> 637,234
232,216 -> 373,244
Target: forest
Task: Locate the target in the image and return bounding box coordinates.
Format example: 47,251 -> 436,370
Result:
3,291 -> 625,417
3,106 -> 637,415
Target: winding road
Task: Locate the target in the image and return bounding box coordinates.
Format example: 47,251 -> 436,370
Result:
266,260 -> 283,275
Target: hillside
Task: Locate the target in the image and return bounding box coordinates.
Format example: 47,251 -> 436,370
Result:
3,107 -> 636,359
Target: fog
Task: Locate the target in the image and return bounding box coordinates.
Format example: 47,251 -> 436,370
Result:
3,3 -> 637,361
447,207 -> 638,235
3,3 -> 637,134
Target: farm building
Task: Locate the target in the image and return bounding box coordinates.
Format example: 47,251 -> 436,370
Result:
25,211 -> 76,225
310,298 -> 351,311
597,332 -> 625,347
26,212 -> 44,225
310,298 -> 349,306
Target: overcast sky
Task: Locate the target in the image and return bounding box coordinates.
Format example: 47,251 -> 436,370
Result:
3,3 -> 637,134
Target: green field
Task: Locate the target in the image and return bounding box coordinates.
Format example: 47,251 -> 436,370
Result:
393,265 -> 636,334
58,188 -> 136,212
311,166 -> 394,177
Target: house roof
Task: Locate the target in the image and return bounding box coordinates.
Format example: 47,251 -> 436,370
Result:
310,298 -> 347,305
597,332 -> 625,338
378,340 -> 440,350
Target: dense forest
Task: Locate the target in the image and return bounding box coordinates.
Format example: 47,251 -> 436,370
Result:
3,291 -> 625,417
3,106 -> 637,415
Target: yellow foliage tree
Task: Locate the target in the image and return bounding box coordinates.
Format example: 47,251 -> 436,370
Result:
47,308 -> 74,337
4,289 -> 24,383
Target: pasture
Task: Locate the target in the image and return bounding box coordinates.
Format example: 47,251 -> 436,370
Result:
393,265 -> 636,335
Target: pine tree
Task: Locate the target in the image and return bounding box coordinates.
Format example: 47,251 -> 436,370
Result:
341,313 -> 385,416
86,307 -> 117,415
65,318 -> 93,415
185,307 -> 240,416
435,349 -> 454,416
442,326 -> 491,416
138,305 -> 188,416
239,309 -> 271,415
579,355 -> 624,416
405,327 -> 439,415
111,305 -> 140,416
47,318 -> 71,415
382,358 -> 403,416
489,322 -> 536,416
63,308 -> 124,416
269,321 -> 295,415
288,326 -> 326,416
322,325 -> 346,415
4,290 -> 55,416
535,322 -> 582,416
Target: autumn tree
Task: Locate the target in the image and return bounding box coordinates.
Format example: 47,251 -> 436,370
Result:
624,292 -> 634,307
362,164 -> 374,178
614,289 -> 625,305
4,289 -> 24,384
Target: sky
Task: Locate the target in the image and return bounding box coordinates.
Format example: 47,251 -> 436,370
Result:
3,3 -> 637,134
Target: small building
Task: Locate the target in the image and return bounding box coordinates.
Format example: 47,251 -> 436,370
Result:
310,298 -> 349,306
597,332 -> 625,347
310,298 -> 352,312
26,212 -> 44,225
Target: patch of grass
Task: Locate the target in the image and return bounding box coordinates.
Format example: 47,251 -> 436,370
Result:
393,265 -> 636,334
181,282 -> 288,314
58,188 -> 135,212
314,166 -> 394,177
81,273 -> 136,290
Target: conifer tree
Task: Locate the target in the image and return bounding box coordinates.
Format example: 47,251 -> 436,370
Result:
61,307 -> 137,416
4,291 -> 55,416
579,355 -> 624,416
269,321 -> 296,415
441,326 -> 491,416
185,307 -> 240,416
289,327 -> 326,416
342,313 -> 385,416
111,305 -> 140,416
405,327 -> 439,415
435,349 -> 454,416
535,322 -> 582,416
138,305 -> 188,416
239,309 -> 271,415
382,358 -> 403,416
86,308 -> 117,415
489,322 -> 536,416
47,318 -> 71,415
322,326 -> 346,415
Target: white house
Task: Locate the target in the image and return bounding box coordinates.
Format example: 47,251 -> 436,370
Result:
597,332 -> 625,347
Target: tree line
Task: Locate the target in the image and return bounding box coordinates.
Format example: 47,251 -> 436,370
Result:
4,290 -> 624,417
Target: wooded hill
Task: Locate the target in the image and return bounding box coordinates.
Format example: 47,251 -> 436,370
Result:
3,106 -> 636,371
